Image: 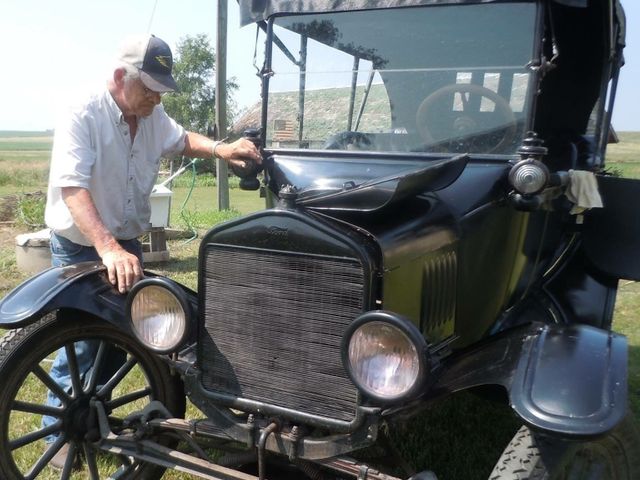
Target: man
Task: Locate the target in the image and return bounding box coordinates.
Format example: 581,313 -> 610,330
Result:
46,33 -> 260,289
43,33 -> 261,468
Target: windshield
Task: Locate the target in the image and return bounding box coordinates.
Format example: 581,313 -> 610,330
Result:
265,2 -> 537,156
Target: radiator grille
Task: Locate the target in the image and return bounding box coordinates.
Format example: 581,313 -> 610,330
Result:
200,245 -> 364,422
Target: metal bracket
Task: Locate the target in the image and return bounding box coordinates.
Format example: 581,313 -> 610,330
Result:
358,464 -> 369,479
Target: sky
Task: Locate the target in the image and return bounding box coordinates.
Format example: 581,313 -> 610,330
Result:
0,0 -> 638,132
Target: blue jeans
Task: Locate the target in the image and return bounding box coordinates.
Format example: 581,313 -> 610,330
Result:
43,232 -> 143,441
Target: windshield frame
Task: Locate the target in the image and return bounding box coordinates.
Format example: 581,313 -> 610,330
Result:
259,1 -> 545,160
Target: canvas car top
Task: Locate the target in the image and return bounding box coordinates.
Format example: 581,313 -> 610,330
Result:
238,0 -> 592,26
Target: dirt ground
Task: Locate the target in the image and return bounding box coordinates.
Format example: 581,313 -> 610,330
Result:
0,223 -> 37,297
0,191 -> 47,264
0,195 -> 19,222
0,224 -> 18,244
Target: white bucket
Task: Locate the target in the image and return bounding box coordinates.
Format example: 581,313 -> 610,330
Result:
15,228 -> 52,273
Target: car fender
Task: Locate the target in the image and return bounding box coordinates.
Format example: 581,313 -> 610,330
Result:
0,261 -> 197,332
432,322 -> 627,437
0,261 -> 131,329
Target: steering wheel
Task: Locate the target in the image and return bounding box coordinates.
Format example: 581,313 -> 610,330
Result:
324,131 -> 373,150
416,84 -> 517,153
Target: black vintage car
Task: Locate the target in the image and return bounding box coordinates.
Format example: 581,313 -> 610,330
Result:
0,0 -> 638,478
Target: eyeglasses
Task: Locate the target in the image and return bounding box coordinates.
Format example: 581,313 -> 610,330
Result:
140,82 -> 167,98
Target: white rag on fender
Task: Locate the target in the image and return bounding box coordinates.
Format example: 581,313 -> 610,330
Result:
566,170 -> 603,214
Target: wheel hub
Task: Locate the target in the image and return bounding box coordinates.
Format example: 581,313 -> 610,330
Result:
63,395 -> 95,440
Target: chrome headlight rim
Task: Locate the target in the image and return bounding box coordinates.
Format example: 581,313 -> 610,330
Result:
125,277 -> 191,354
342,311 -> 429,404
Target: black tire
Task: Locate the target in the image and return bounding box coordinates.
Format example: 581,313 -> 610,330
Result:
0,310 -> 186,480
490,414 -> 640,479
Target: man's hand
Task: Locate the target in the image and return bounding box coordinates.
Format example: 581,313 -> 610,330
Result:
62,186 -> 143,294
215,138 -> 262,170
101,245 -> 143,294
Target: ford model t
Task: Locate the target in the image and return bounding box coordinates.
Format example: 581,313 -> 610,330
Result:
0,0 -> 638,478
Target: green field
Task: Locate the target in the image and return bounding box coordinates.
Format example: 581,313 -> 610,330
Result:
0,131 -> 638,479
0,134 -> 52,191
607,131 -> 640,176
0,130 -> 53,138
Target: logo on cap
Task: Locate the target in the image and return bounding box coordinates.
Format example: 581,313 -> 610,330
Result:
155,55 -> 172,69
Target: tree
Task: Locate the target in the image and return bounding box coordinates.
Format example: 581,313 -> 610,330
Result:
161,34 -> 239,173
162,34 -> 239,135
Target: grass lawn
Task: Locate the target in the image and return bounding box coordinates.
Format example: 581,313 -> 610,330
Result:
0,131 -> 639,479
606,131 -> 640,176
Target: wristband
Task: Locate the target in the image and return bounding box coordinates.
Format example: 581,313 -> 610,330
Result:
211,140 -> 224,159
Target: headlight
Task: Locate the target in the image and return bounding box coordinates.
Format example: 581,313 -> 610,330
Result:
509,159 -> 550,195
127,278 -> 190,354
343,311 -> 429,403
